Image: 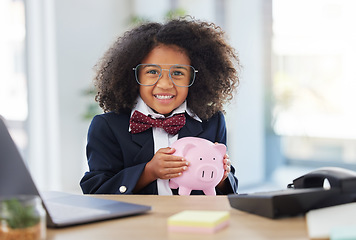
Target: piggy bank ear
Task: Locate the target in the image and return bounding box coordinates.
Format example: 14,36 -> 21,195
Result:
182,143 -> 196,156
214,143 -> 226,155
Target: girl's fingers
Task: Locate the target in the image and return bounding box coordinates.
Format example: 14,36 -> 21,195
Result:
161,166 -> 188,179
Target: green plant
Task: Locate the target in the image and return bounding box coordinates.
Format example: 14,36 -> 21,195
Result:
165,8 -> 187,20
0,198 -> 40,229
81,87 -> 102,121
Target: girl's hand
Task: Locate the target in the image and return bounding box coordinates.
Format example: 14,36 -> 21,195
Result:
146,147 -> 189,180
215,153 -> 232,193
213,142 -> 231,184
220,153 -> 231,182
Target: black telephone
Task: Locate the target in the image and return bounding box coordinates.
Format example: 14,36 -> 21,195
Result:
290,167 -> 356,192
228,167 -> 356,218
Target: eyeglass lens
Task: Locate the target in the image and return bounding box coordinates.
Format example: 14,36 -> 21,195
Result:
135,64 -> 196,87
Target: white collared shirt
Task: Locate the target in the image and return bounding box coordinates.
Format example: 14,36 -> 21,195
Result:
130,96 -> 201,195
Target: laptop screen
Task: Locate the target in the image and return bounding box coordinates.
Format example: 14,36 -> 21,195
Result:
0,117 -> 40,197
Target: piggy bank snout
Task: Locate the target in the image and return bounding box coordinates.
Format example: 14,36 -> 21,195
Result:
196,164 -> 220,182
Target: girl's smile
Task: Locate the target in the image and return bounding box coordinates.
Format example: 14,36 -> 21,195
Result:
154,94 -> 174,100
154,93 -> 175,105
139,44 -> 190,116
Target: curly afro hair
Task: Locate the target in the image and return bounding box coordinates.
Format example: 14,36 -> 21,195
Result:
93,17 -> 240,120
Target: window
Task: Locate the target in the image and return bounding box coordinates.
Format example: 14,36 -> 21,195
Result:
272,0 -> 356,166
0,0 -> 27,155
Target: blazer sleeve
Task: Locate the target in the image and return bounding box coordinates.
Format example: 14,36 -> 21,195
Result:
80,115 -> 155,194
214,112 -> 239,195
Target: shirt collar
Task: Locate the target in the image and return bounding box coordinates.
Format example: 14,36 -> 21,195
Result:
131,96 -> 201,121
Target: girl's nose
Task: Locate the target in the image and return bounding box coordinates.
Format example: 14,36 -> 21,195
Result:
156,70 -> 173,89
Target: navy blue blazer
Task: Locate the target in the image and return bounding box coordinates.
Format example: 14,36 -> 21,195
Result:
80,111 -> 238,195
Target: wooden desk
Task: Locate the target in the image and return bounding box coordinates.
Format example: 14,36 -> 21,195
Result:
47,195 -> 308,240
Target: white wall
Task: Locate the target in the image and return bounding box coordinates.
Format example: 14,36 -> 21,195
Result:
27,0 -> 132,192
55,0 -> 133,192
224,0 -> 268,188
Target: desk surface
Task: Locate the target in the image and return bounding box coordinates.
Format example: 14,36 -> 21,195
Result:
47,195 -> 308,240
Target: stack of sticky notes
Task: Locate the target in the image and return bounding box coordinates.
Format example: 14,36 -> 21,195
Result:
167,210 -> 230,234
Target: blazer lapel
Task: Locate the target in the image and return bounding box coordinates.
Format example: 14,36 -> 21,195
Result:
131,129 -> 153,147
131,129 -> 155,165
178,114 -> 203,138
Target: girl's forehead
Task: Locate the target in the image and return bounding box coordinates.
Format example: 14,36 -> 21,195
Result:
141,44 -> 191,65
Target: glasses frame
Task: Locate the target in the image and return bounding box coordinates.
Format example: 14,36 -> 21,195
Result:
133,64 -> 198,87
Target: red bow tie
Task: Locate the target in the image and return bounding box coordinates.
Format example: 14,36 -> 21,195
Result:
129,110 -> 186,135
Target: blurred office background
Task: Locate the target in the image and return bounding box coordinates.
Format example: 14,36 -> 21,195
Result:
1,0 -> 356,193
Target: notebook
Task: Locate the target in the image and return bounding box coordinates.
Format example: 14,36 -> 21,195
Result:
306,202 -> 356,239
0,116 -> 151,228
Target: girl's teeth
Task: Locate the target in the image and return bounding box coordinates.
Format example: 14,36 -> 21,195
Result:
156,95 -> 173,99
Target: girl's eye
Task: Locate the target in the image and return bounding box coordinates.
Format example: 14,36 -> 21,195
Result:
147,69 -> 159,75
171,71 -> 184,76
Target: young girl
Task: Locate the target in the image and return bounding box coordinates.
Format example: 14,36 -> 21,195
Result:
80,18 -> 240,195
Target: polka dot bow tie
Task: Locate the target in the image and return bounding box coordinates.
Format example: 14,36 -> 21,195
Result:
129,110 -> 186,135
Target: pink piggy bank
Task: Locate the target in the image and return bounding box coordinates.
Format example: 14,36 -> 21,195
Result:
169,137 -> 226,195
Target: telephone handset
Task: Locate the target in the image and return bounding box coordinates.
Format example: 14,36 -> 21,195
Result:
289,167 -> 356,193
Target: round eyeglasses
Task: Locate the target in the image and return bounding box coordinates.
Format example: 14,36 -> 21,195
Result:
133,64 -> 198,87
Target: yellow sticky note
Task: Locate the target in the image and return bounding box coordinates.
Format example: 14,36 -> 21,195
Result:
168,210 -> 230,234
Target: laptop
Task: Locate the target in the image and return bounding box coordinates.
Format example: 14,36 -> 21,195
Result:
0,116 -> 151,228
